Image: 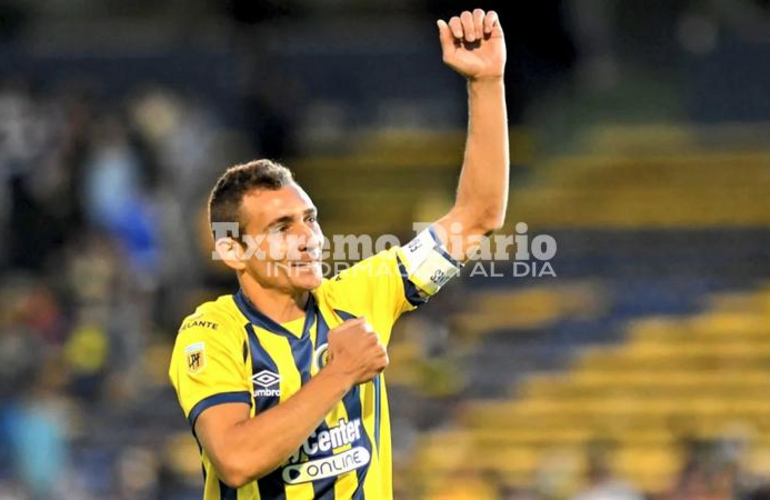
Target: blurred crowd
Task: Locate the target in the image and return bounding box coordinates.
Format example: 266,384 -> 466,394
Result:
0,78 -> 234,499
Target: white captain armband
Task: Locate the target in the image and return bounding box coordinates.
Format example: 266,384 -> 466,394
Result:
399,227 -> 463,297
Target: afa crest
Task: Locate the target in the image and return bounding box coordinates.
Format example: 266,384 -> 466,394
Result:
185,342 -> 206,374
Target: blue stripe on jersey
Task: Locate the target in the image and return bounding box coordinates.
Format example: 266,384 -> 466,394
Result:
335,308 -> 380,450
245,324 -> 282,414
245,324 -> 287,500
396,255 -> 428,306
286,327 -> 314,384
188,391 -> 252,430
334,310 -> 383,451
219,480 -> 237,500
311,312 -> 341,499
331,309 -> 374,500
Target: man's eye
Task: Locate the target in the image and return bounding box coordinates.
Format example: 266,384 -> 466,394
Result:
276,226 -> 289,233
307,216 -> 317,223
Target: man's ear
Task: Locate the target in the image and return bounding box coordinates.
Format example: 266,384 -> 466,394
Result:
214,237 -> 247,271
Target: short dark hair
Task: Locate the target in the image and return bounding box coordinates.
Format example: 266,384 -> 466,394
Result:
208,159 -> 294,239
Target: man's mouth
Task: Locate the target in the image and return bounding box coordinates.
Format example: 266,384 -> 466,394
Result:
289,261 -> 319,269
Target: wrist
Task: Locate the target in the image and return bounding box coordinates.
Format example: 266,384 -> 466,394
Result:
468,76 -> 504,89
319,363 -> 355,394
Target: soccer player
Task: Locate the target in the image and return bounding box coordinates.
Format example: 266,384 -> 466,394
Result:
169,8 -> 508,500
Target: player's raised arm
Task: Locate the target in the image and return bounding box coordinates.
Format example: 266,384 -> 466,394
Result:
434,9 -> 509,262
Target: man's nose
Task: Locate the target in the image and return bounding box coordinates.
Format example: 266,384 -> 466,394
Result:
295,223 -> 321,253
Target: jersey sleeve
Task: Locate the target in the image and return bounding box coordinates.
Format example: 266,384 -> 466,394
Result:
322,227 -> 462,343
168,309 -> 252,430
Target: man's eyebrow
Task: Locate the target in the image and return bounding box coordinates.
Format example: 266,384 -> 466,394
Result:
264,208 -> 317,230
265,215 -> 295,229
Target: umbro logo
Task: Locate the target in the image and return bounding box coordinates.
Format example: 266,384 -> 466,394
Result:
253,370 -> 281,398
253,370 -> 281,388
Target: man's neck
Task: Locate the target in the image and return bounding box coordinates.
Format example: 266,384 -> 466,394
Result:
240,276 -> 309,324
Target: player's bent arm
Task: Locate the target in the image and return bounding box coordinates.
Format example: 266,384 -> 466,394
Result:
194,317 -> 386,488
194,367 -> 353,488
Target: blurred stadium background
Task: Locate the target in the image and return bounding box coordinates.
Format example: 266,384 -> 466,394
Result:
2,1 -> 770,499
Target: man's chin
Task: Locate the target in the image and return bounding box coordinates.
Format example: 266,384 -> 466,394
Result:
290,271 -> 323,291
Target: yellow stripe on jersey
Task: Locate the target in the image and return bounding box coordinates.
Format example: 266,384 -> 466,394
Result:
324,398 -> 359,498
377,379 -> 394,500
359,377 -> 383,499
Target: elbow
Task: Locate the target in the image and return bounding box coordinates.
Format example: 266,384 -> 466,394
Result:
476,206 -> 507,234
484,214 -> 506,234
216,456 -> 253,489
215,450 -> 278,488
448,203 -> 507,235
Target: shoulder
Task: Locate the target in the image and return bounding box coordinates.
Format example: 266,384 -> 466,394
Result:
315,248 -> 407,313
175,295 -> 247,346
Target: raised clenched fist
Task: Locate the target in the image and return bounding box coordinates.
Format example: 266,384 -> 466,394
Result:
437,9 -> 506,81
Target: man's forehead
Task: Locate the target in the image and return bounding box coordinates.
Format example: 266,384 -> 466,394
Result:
242,184 -> 315,224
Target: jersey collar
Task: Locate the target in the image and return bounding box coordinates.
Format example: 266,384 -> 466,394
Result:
234,289 -> 316,340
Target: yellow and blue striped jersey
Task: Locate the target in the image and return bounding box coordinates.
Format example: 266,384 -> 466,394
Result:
169,230 -> 461,500
169,229 -> 461,500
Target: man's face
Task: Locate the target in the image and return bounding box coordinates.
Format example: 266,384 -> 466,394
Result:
238,183 -> 324,293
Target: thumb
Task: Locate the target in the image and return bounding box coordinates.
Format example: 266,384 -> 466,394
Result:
436,19 -> 454,54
